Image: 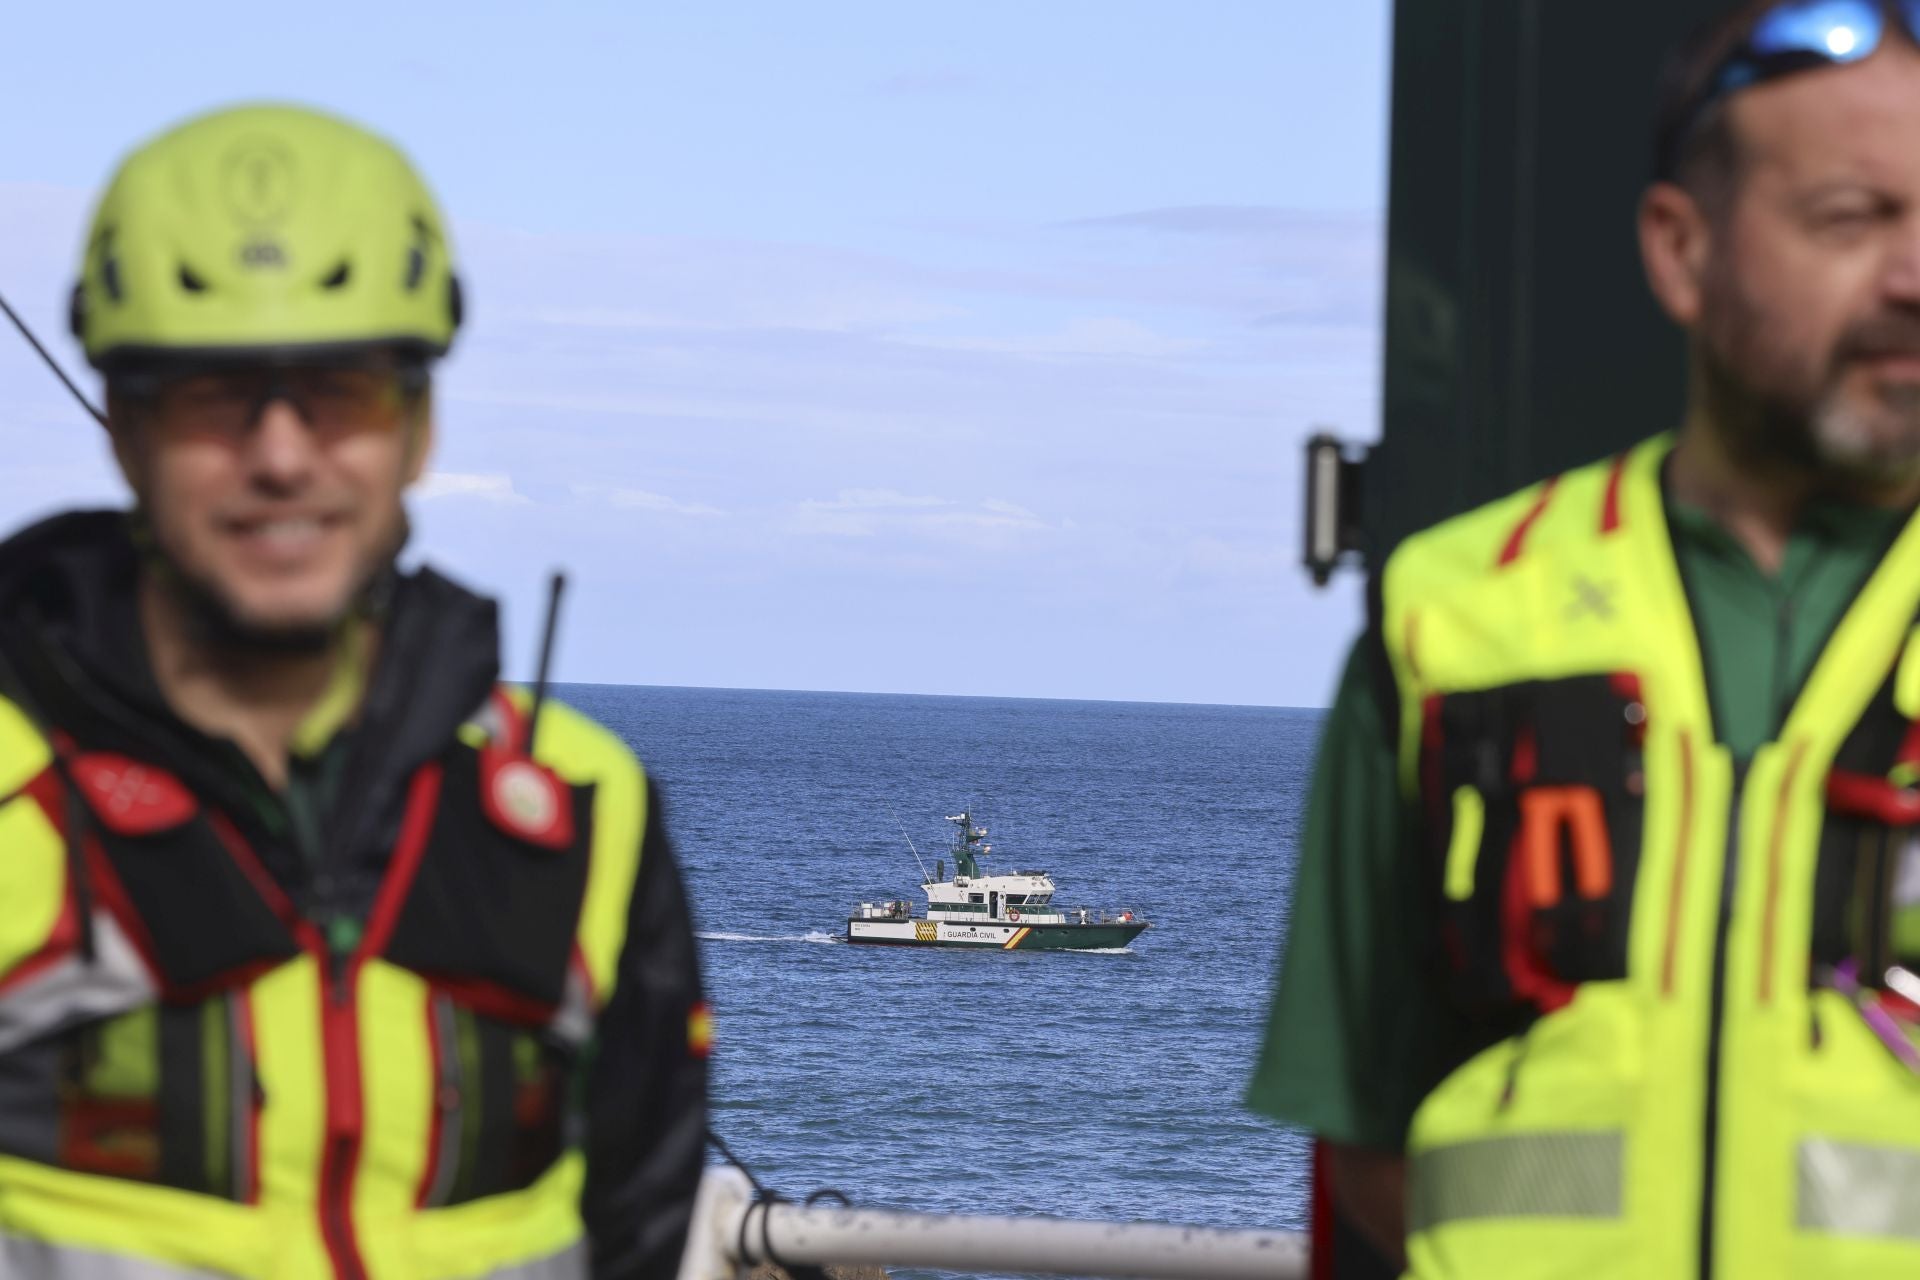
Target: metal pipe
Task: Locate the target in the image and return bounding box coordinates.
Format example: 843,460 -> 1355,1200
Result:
679,1168 -> 1308,1280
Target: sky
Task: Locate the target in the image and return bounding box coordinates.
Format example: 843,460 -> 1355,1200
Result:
0,1 -> 1392,706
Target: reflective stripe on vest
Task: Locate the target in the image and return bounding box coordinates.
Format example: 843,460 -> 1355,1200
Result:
1383,436 -> 1920,1279
1408,1132 -> 1623,1232
0,1233 -> 587,1280
1798,1139 -> 1920,1242
0,687 -> 646,1280
0,1233 -> 237,1280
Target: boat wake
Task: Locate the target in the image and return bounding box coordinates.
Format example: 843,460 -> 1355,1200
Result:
698,930 -> 842,945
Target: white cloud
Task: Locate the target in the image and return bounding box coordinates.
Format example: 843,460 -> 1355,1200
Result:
415,472 -> 530,505
900,316 -> 1201,360
576,485 -> 727,518
791,489 -> 1050,540
814,489 -> 951,511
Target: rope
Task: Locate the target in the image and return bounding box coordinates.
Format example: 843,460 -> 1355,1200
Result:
0,288 -> 108,428
706,1126 -> 849,1280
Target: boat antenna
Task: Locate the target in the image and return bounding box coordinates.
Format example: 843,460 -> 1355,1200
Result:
525,570 -> 567,756
886,802 -> 934,885
0,287 -> 109,428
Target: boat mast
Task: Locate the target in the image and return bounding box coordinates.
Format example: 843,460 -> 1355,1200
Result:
947,811 -> 988,879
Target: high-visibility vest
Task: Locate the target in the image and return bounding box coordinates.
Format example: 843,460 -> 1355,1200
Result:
1383,435 -> 1920,1280
0,686 -> 646,1279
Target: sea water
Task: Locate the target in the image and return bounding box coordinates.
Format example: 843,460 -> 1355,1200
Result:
562,684 -> 1320,1270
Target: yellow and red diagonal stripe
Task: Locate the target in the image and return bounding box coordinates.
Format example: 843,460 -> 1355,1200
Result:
1002,928 -> 1031,950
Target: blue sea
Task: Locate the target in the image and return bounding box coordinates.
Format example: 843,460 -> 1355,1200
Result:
562,684 -> 1321,1266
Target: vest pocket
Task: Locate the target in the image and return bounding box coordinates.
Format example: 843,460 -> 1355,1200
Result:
1815,774 -> 1920,981
1406,983 -> 1643,1279
1422,675 -> 1648,1020
382,745 -> 594,1017
418,993 -> 577,1208
3,993 -> 264,1201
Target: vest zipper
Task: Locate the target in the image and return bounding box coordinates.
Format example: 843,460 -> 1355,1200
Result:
1696,762 -> 1746,1280
317,946 -> 368,1280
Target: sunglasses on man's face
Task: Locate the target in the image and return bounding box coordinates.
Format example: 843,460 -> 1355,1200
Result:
1664,0 -> 1920,179
122,362 -> 426,447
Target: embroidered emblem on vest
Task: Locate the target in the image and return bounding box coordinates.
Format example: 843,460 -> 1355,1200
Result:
70,754 -> 198,836
479,751 -> 574,851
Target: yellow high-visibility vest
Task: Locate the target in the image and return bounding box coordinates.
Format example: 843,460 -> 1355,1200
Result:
1383,436 -> 1920,1279
0,687 -> 645,1279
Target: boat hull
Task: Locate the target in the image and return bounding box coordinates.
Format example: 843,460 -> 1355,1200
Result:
845,918 -> 1148,950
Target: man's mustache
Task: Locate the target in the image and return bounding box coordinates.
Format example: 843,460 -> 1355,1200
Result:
1838,313 -> 1920,363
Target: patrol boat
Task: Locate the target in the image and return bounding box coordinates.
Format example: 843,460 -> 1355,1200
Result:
847,812 -> 1148,950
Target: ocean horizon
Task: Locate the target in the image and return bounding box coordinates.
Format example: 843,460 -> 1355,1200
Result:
559,681 -> 1321,1278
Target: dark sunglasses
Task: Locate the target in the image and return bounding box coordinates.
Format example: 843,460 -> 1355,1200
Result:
1662,0 -> 1920,179
119,360 -> 428,446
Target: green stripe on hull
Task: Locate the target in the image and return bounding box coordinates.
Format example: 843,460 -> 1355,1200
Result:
1016,924 -> 1147,949
845,924 -> 1148,950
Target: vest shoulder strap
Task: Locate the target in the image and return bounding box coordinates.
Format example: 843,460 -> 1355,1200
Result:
1384,439 -> 1659,625
492,687 -> 650,1003
0,696 -> 52,802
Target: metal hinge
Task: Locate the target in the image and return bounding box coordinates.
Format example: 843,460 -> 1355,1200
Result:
1302,432 -> 1370,586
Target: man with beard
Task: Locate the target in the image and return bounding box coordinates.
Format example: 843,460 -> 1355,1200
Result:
0,105 -> 707,1278
1250,3 -> 1920,1277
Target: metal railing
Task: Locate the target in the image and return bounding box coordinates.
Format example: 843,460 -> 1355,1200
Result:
675,1168 -> 1310,1280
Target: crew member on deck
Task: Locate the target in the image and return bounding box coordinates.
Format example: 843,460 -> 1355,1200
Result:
1252,4 -> 1920,1276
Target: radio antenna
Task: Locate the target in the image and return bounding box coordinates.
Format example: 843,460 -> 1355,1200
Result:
525,570 -> 567,756
886,802 -> 934,885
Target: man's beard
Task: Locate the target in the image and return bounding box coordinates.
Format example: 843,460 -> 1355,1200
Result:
134,511 -> 406,657
1700,305 -> 1920,491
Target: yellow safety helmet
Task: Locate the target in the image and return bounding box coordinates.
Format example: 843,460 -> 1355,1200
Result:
71,103 -> 463,374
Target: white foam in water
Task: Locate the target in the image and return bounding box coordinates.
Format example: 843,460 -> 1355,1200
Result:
698,931 -> 842,945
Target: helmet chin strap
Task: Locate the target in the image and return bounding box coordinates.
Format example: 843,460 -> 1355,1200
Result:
128,507 -> 407,660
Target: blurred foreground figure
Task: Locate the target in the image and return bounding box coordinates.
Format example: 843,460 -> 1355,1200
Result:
0,105 -> 706,1278
1251,3 -> 1920,1276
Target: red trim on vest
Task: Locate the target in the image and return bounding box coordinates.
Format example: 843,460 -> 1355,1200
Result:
1510,723 -> 1539,786
69,753 -> 197,837
1501,827 -> 1575,1014
1609,673 -> 1647,748
1309,1139 -> 1335,1280
1896,714 -> 1920,770
0,768 -> 83,995
317,951 -> 369,1280
79,834 -> 161,985
1497,476 -> 1562,567
1600,452 -> 1629,534
1827,769 -> 1920,825
60,1094 -> 160,1180
0,893 -> 79,996
569,941 -> 597,1010
423,975 -> 558,1028
359,766 -> 446,959
206,811 -> 317,946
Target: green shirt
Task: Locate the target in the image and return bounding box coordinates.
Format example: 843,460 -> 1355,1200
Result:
1244,496 -> 1907,1148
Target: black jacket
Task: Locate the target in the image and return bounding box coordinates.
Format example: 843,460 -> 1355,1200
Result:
0,510 -> 707,1279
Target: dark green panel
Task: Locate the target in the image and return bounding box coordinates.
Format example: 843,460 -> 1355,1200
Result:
1368,0 -> 1731,557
